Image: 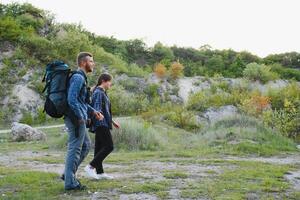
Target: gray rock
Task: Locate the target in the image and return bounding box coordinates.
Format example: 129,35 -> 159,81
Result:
169,95 -> 183,104
203,105 -> 238,123
11,122 -> 46,142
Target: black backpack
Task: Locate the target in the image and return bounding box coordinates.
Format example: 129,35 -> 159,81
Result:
42,61 -> 88,118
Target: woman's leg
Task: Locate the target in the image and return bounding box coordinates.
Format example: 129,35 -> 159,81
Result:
90,126 -> 114,174
94,127 -> 104,174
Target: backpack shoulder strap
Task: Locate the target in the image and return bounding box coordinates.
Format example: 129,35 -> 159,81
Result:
69,71 -> 88,87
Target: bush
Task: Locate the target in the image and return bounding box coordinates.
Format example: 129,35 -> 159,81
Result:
144,83 -> 159,99
169,61 -> 184,80
127,63 -> 148,77
262,99 -> 300,138
0,16 -> 24,41
35,107 -> 46,124
270,63 -> 300,81
20,35 -> 57,62
243,62 -> 279,83
194,114 -> 297,156
108,85 -> 150,115
163,107 -> 201,131
267,82 -> 300,110
112,118 -> 161,150
154,63 -> 167,78
20,111 -> 34,125
187,89 -> 236,112
240,91 -> 270,116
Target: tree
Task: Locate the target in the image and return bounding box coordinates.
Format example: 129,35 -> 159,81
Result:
170,61 -> 184,79
206,55 -> 225,74
151,42 -> 174,65
154,63 -> 167,78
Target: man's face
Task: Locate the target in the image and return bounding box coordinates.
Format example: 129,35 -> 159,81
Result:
84,56 -> 95,73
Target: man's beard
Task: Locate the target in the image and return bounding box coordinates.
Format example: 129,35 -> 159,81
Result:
86,65 -> 93,73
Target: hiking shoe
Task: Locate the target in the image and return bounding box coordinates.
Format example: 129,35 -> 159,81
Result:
60,174 -> 65,181
60,173 -> 78,181
84,165 -> 99,179
97,173 -> 114,180
65,184 -> 87,191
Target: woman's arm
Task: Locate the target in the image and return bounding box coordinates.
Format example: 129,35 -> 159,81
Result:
93,90 -> 104,119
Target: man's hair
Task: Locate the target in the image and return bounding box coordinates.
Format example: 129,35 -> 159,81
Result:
97,73 -> 113,86
77,52 -> 93,66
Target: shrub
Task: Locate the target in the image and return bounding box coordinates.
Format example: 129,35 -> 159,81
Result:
169,61 -> 184,80
108,85 -> 150,115
240,91 -> 270,116
267,82 -> 300,110
117,78 -> 140,92
20,35 -> 57,62
262,99 -> 300,138
144,84 -> 159,99
164,107 -> 201,131
35,107 -> 46,124
112,118 -> 161,150
16,13 -> 45,30
243,62 -> 279,83
270,63 -> 300,81
0,16 -> 23,41
127,63 -> 148,77
20,111 -> 34,125
194,114 -> 297,156
154,63 -> 167,78
187,89 -> 236,112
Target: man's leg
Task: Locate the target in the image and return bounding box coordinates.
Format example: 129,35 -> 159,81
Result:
75,128 -> 91,171
64,117 -> 86,190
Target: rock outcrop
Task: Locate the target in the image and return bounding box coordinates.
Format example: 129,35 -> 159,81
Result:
11,122 -> 46,142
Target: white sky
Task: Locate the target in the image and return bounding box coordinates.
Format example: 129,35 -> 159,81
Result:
2,0 -> 300,57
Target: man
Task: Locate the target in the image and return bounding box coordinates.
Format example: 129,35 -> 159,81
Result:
64,52 -> 103,191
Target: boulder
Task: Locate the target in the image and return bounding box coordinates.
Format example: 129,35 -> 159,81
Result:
11,122 -> 46,141
203,105 -> 238,124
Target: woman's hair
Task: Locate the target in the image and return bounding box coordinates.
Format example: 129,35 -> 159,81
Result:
94,73 -> 113,91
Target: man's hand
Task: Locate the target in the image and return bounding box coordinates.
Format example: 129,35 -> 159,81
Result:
94,111 -> 104,120
113,120 -> 120,129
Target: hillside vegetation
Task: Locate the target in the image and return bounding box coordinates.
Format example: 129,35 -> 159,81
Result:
0,2 -> 299,140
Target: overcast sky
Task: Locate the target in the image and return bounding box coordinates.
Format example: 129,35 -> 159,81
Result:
2,0 -> 300,57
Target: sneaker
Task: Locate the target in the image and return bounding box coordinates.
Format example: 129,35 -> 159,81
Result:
97,173 -> 114,180
84,165 -> 99,179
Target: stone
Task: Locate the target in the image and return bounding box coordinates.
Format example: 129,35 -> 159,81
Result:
11,122 -> 46,141
203,105 -> 238,123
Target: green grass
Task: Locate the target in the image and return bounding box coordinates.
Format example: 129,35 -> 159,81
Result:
163,170 -> 188,179
180,161 -> 294,199
0,166 -> 64,200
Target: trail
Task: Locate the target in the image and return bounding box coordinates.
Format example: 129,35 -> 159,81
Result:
0,116 -> 131,134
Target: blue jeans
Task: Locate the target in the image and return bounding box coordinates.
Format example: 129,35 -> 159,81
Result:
64,117 -> 91,189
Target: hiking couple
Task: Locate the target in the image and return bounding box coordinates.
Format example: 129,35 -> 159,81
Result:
63,52 -> 120,191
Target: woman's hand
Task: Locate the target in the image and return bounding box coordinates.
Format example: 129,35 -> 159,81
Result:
113,120 -> 120,129
94,111 -> 104,120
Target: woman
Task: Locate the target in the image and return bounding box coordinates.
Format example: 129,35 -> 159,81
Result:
84,73 -> 120,180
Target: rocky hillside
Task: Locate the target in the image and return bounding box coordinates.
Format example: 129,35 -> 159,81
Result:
0,2 -> 299,140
